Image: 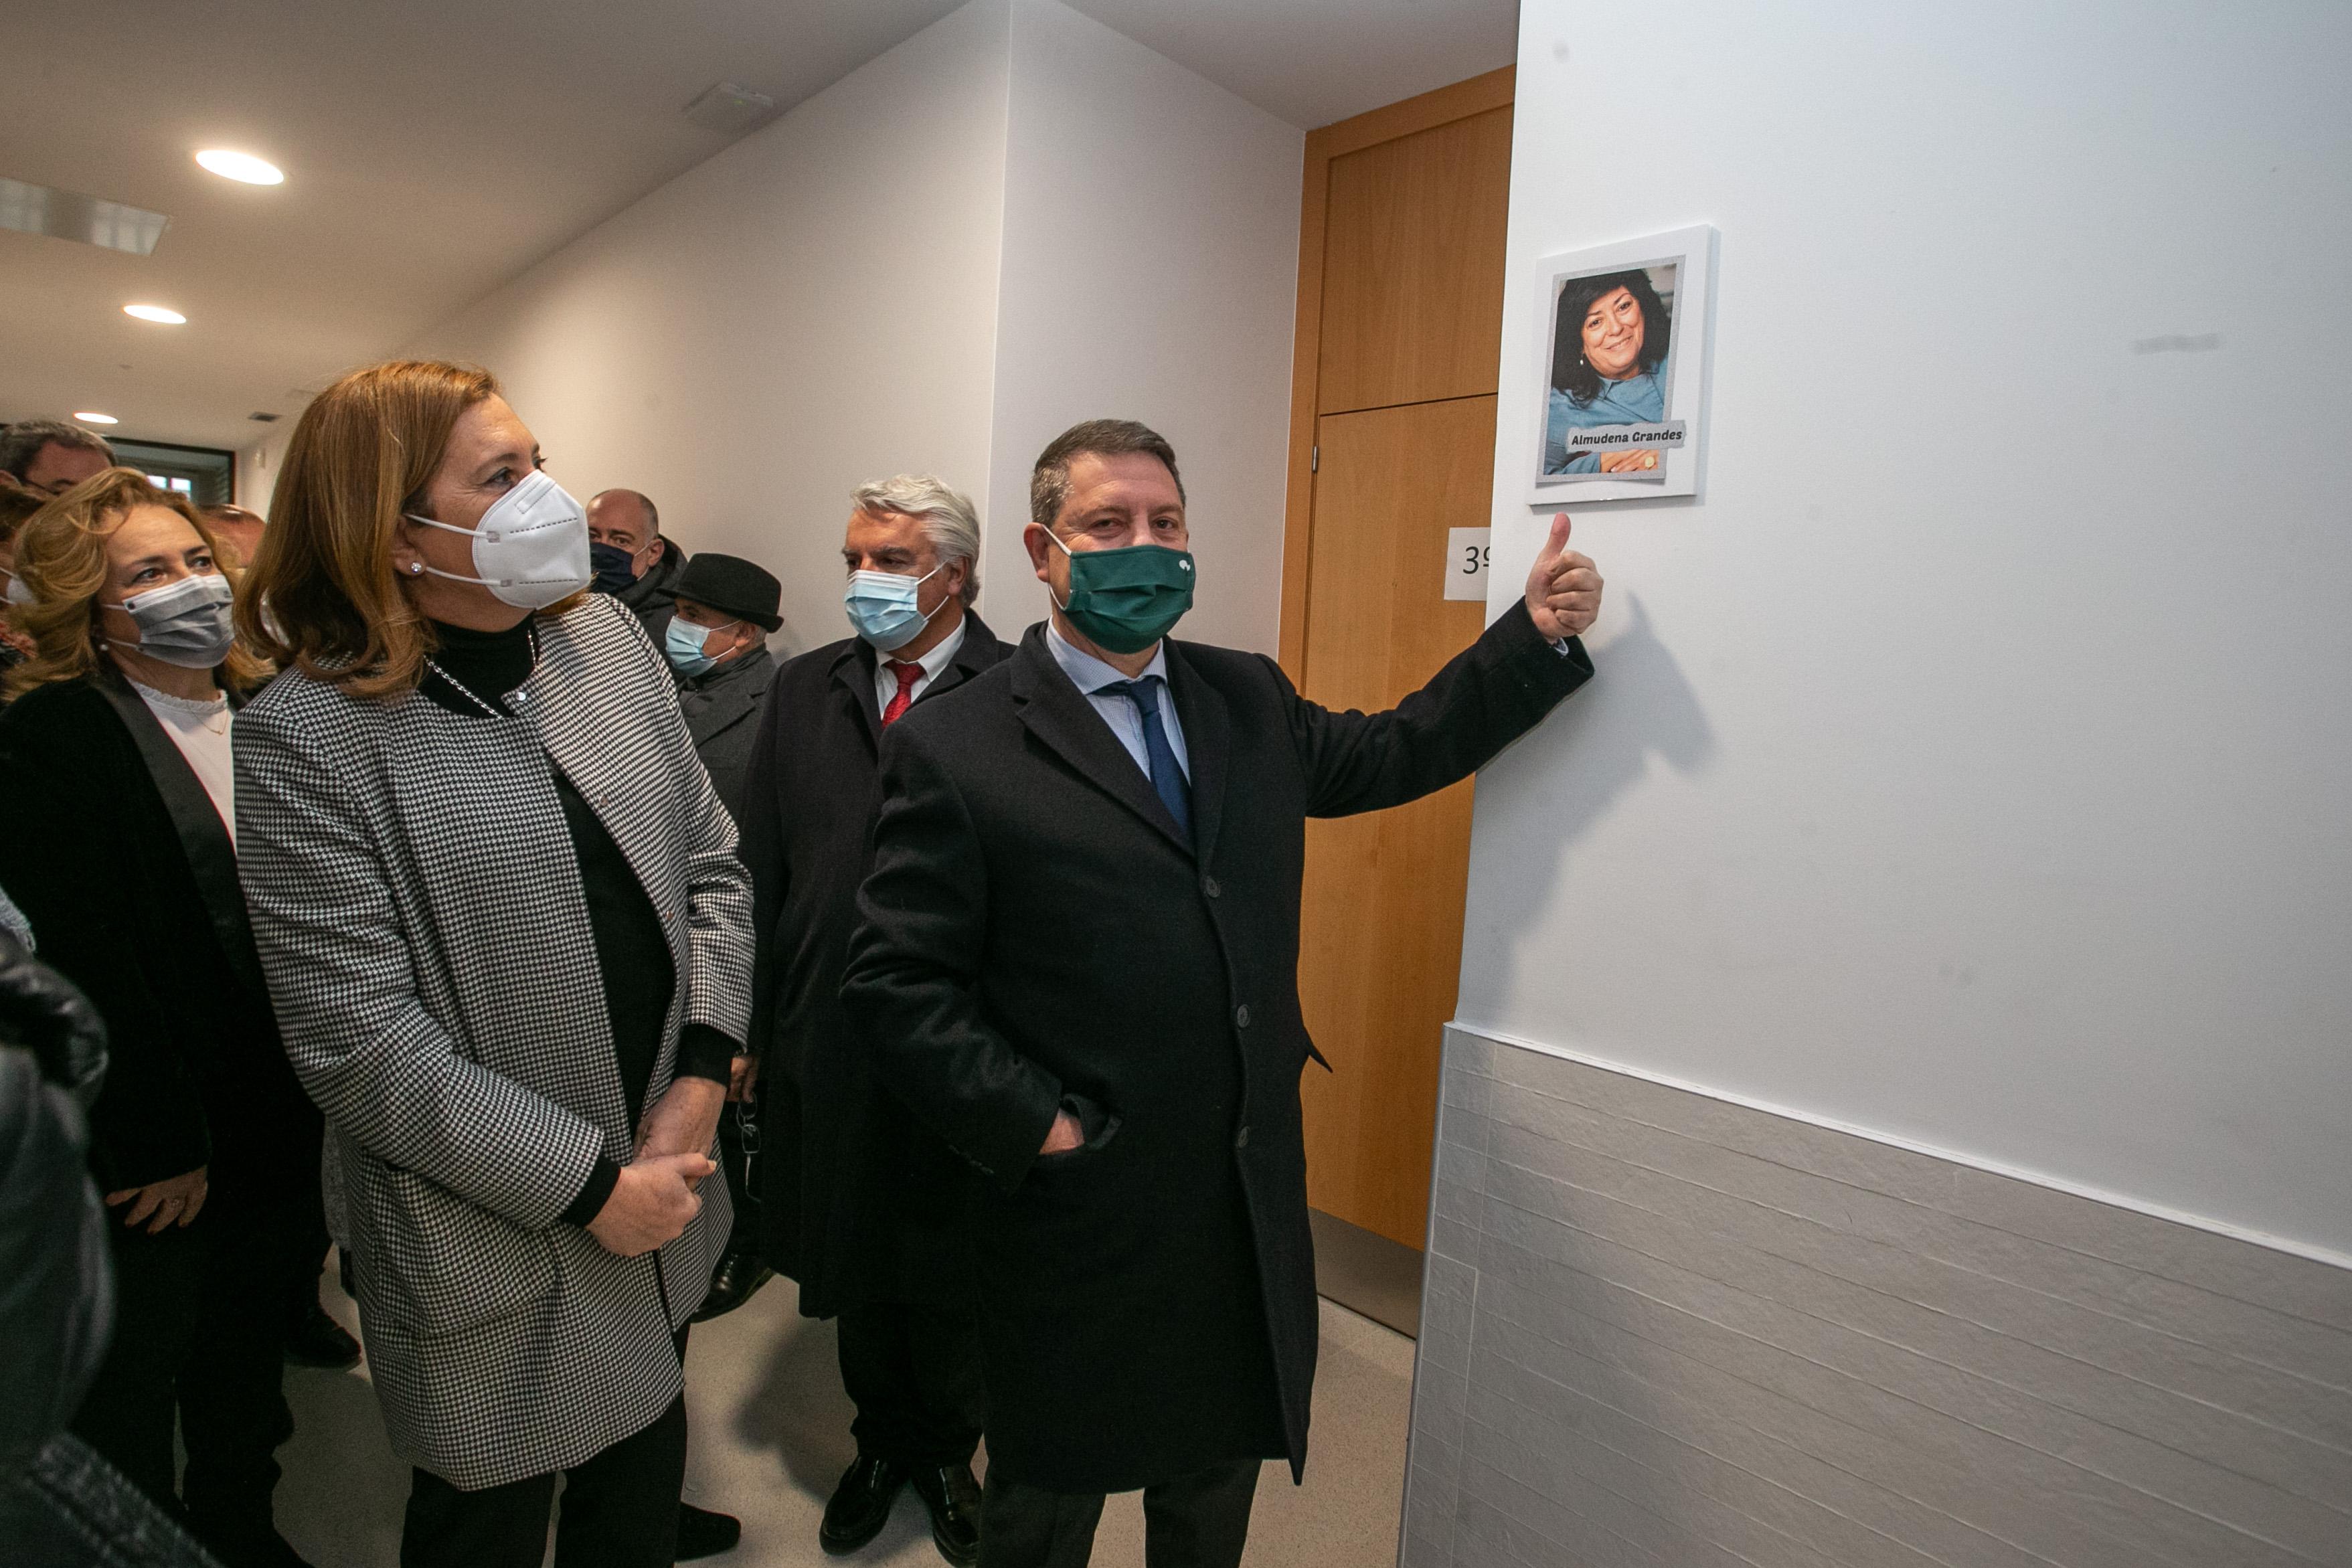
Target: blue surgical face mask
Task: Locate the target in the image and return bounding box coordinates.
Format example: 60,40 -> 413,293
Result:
843,565 -> 944,652
665,615 -> 738,677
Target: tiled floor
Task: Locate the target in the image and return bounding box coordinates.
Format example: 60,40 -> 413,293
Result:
275,1269 -> 1415,1566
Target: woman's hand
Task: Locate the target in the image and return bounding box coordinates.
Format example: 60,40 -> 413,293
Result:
1597,448 -> 1660,474
106,1165 -> 208,1233
635,1076 -> 726,1183
586,1152 -> 714,1257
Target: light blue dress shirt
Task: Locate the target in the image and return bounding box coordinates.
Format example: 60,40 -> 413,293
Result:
1045,619 -> 1191,782
1543,368 -> 1667,474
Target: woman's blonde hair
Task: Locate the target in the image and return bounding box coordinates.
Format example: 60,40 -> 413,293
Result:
238,359 -> 575,698
4,467 -> 268,699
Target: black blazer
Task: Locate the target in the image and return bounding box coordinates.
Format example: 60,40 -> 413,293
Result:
841,601 -> 1592,1491
0,669 -> 313,1193
740,615 -> 1007,1315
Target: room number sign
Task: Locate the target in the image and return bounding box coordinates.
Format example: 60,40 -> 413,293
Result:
1444,527 -> 1491,601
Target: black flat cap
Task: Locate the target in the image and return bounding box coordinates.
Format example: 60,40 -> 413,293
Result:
673,553 -> 782,632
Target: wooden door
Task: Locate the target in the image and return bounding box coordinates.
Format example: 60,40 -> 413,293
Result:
1281,70 -> 1514,1253
1296,399 -> 1495,1245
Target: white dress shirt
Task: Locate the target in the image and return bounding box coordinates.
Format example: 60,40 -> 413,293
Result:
872,615 -> 969,718
1043,620 -> 1191,782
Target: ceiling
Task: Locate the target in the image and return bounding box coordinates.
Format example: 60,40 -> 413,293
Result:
1068,0 -> 1518,133
0,0 -> 1515,454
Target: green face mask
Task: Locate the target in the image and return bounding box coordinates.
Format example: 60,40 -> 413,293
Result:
1047,531 -> 1196,654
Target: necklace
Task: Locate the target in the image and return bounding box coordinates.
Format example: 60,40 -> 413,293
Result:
422,620 -> 539,719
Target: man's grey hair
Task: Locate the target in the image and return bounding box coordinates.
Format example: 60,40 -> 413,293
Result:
852,474 -> 981,604
1,419 -> 115,482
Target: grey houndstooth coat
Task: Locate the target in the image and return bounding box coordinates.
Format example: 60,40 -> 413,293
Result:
234,594 -> 752,1490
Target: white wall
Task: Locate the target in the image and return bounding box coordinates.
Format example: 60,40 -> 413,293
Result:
400,0 -> 1014,653
1462,1 -> 2352,1257
981,0 -> 1301,652
360,0 -> 1300,659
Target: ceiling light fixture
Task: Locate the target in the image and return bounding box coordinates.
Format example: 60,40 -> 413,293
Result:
73,411 -> 119,424
195,149 -> 284,185
124,303 -> 186,324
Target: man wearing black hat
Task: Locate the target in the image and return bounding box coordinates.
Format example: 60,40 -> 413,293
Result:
665,553 -> 784,824
659,552 -> 786,1561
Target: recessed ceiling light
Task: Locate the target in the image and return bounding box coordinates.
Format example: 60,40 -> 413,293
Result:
195,149 -> 284,185
124,303 -> 186,324
73,411 -> 119,424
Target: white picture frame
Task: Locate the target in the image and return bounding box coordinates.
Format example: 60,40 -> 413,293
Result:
1520,224 -> 1715,505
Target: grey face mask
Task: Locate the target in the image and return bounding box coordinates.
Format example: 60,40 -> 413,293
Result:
104,572 -> 237,669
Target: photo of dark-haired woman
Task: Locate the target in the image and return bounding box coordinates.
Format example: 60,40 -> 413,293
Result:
1542,264 -> 1674,475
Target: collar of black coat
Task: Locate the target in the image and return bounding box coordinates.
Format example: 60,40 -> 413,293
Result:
88,660 -> 270,1006
826,609 -> 1007,751
618,541 -> 685,609
1007,622 -> 1229,863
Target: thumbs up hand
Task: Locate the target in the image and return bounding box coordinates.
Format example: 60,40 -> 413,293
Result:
1523,513 -> 1603,641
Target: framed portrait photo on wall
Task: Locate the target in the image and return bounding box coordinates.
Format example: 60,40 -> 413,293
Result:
1523,225 -> 1715,505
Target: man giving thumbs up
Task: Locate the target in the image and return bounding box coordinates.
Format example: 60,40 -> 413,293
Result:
841,422 -> 1605,1568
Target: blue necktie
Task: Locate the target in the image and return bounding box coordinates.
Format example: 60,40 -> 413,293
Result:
1102,677 -> 1191,843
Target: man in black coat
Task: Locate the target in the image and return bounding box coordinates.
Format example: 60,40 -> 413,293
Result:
667,552 -> 783,825
666,551 -> 783,1337
841,420 -> 1602,1568
586,488 -> 688,646
740,476 -> 1004,1566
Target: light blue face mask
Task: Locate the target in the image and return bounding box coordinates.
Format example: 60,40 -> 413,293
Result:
843,565 -> 944,651
665,615 -> 737,677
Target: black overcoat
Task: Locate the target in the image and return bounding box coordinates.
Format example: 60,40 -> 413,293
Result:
0,669 -> 317,1197
679,643 -> 775,824
840,602 -> 1592,1491
741,614 -> 1007,1316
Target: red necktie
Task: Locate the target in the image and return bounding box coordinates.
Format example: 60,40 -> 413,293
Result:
881,661 -> 923,726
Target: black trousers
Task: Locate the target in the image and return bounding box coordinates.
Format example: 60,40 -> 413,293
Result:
69,1189 -> 300,1548
276,1168 -> 335,1329
978,1458 -> 1260,1568
837,1300 -> 985,1467
401,1393 -> 688,1568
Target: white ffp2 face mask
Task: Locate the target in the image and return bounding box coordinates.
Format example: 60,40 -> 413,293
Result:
405,469 -> 592,610
104,571 -> 238,669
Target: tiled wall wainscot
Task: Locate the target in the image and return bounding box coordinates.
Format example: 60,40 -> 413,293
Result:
1402,1026 -> 2352,1568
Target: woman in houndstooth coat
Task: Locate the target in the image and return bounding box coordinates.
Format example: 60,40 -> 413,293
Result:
230,362 -> 753,1567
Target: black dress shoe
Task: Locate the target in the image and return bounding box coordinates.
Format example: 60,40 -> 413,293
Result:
908,1464 -> 982,1567
690,1249 -> 774,1322
282,1302 -> 361,1369
820,1455 -> 907,1556
676,1502 -> 742,1560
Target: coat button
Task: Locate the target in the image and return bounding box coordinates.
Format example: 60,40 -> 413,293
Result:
1235,1125 -> 1252,1149
1234,1005 -> 1251,1029
1202,875 -> 1222,897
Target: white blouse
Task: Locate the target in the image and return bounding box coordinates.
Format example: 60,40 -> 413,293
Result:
130,679 -> 236,847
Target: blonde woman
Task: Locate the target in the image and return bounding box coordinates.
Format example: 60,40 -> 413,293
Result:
232,361 -> 752,1567
0,469 -> 322,1568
